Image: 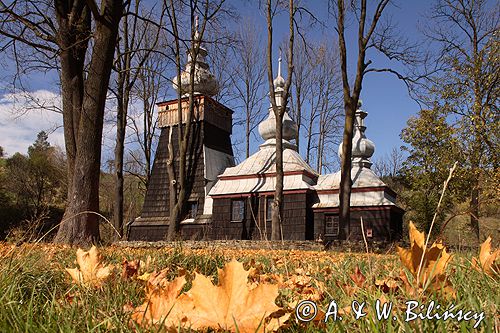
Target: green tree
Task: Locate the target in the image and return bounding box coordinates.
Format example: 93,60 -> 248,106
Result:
28,131 -> 50,156
417,0 -> 499,239
5,132 -> 66,213
400,108 -> 461,232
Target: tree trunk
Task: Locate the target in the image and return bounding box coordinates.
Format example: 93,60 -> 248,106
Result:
305,102 -> 314,164
54,0 -> 123,246
56,3 -> 90,199
114,95 -> 126,238
470,183 -> 480,239
338,101 -> 355,239
246,105 -> 251,158
272,110 -> 284,240
166,126 -> 179,240
295,87 -> 302,152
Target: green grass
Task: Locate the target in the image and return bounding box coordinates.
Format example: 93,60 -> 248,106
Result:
0,243 -> 498,332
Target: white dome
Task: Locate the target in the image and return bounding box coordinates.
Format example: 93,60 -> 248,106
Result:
338,106 -> 375,168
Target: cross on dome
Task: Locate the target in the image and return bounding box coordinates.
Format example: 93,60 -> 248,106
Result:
273,49 -> 285,88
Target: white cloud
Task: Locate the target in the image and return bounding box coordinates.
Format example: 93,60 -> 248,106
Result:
0,90 -> 65,156
0,89 -> 159,167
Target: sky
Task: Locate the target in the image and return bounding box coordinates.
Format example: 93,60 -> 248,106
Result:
0,0 -> 431,167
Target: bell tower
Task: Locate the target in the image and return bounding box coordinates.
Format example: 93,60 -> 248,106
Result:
128,20 -> 235,241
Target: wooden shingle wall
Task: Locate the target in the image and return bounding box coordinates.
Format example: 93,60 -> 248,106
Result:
211,192 -> 315,240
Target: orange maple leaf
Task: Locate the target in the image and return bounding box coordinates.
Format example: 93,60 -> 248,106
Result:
396,222 -> 453,294
182,260 -> 284,333
349,266 -> 367,288
131,270 -> 191,328
65,246 -> 113,288
472,236 -> 499,276
131,260 -> 287,333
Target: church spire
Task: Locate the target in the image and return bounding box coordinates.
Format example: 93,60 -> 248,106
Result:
258,54 -> 298,150
273,49 -> 285,89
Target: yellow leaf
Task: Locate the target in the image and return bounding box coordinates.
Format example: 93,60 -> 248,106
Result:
137,272 -> 152,281
472,236 -> 500,276
182,260 -> 282,333
131,260 -> 286,333
397,222 -> 453,292
65,246 -> 113,288
131,273 -> 190,327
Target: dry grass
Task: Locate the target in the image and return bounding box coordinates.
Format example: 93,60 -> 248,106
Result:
0,242 -> 498,332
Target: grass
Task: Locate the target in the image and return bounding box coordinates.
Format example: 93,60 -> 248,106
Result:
0,243 -> 498,332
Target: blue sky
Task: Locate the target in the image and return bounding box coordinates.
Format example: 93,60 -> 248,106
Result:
0,0 -> 431,167
250,0 -> 429,162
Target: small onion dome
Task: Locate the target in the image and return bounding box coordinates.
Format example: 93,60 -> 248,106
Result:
258,55 -> 298,143
273,73 -> 285,88
173,56 -> 219,96
338,104 -> 375,168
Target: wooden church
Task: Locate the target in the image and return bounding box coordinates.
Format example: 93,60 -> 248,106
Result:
127,29 -> 404,242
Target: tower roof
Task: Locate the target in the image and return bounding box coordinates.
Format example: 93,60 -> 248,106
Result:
172,16 -> 219,97
209,55 -> 316,197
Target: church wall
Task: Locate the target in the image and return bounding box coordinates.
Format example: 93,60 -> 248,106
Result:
211,191 -> 314,241
139,122 -> 205,219
313,206 -> 402,242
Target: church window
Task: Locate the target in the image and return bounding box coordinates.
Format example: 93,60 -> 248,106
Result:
186,201 -> 198,220
325,215 -> 340,237
266,197 -> 273,221
231,199 -> 245,222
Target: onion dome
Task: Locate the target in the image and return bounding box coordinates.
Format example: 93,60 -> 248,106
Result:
258,55 -> 298,147
338,100 -> 375,168
172,17 -> 219,97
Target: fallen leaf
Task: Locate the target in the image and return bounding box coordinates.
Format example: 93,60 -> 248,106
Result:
131,260 -> 286,333
131,274 -> 190,328
396,222 -> 454,295
375,277 -> 399,294
397,222 -> 452,282
350,266 -> 366,287
121,259 -> 140,279
65,246 -> 113,288
182,260 -> 283,333
137,272 -> 152,281
472,236 -> 499,276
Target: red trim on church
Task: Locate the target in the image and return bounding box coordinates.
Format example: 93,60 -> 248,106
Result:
210,189 -> 310,199
316,186 -> 397,198
218,170 -> 318,181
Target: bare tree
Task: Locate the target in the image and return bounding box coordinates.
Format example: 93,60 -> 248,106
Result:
332,0 -> 417,237
266,0 -> 295,240
297,41 -> 342,172
111,0 -> 164,238
231,18 -> 267,158
290,37 -> 312,154
372,146 -> 405,177
127,50 -> 166,189
0,0 -> 123,245
165,0 -> 230,241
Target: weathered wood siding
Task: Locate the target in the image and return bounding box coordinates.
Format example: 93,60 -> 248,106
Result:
128,96 -> 234,241
313,206 -> 403,242
211,192 -> 315,240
